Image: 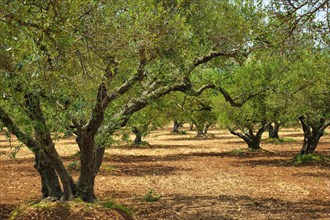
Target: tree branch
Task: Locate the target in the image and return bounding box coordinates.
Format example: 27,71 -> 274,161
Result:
0,105 -> 40,154
186,49 -> 239,74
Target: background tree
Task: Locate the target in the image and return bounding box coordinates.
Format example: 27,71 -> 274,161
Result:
126,104 -> 167,146
284,49 -> 330,156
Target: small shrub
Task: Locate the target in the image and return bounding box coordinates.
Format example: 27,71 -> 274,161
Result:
143,189 -> 162,202
102,199 -> 133,216
103,165 -> 118,172
67,161 -> 80,170
230,148 -> 246,155
294,154 -> 328,165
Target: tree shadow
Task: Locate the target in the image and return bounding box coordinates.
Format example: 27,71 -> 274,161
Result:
281,133 -> 303,138
110,144 -> 202,150
0,204 -> 17,220
125,193 -> 330,220
237,157 -> 330,169
99,163 -> 190,177
190,150 -> 279,159
102,154 -> 191,163
292,172 -> 330,178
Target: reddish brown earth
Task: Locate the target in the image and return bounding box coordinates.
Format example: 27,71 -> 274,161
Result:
1,127 -> 330,219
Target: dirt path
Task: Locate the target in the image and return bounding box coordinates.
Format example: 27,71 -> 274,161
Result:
1,128 -> 330,219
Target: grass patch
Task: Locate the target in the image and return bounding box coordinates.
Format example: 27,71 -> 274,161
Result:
172,131 -> 187,135
102,199 -> 133,216
9,201 -> 67,220
131,141 -> 150,147
294,154 -> 330,165
102,164 -> 118,172
67,160 -> 80,170
230,148 -> 247,155
142,189 -> 162,202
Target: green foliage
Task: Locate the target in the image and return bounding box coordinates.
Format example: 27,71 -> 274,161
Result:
178,130 -> 188,135
229,148 -> 247,155
67,161 -> 80,170
102,199 -> 133,216
71,151 -> 81,159
294,154 -> 330,165
143,189 -> 162,202
102,164 -> 118,172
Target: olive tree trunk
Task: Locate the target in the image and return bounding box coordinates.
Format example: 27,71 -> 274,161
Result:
24,94 -> 76,200
0,106 -> 63,199
172,120 -> 182,133
268,122 -> 280,139
229,122 -> 270,150
297,116 -> 329,156
34,152 -> 62,199
132,127 -> 143,145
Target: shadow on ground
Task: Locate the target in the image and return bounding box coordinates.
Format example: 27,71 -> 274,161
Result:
125,193 -> 330,220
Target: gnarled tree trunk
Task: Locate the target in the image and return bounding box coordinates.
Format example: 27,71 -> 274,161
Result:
297,116 -> 329,156
76,132 -> 97,202
172,120 -> 182,133
229,122 -> 270,150
203,123 -> 211,135
25,93 -> 76,200
268,122 -> 280,139
132,127 -> 143,145
34,152 -> 62,199
0,106 -> 63,199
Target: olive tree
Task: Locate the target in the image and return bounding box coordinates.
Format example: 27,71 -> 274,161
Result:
1,0 -> 264,202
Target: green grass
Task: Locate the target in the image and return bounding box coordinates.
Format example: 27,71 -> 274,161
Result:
102,164 -> 118,172
294,153 -> 330,165
131,140 -> 150,147
101,199 -> 133,216
142,189 -> 162,202
67,160 -> 80,170
230,148 -> 246,155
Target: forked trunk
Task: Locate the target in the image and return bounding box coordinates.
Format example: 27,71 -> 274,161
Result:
298,138 -> 320,155
229,122 -> 269,150
268,122 -> 280,139
247,138 -> 261,150
297,116 -> 327,156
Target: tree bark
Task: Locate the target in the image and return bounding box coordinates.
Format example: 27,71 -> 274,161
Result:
189,123 -> 194,131
132,127 -> 143,145
172,120 -> 181,133
0,105 -> 63,199
268,122 -> 280,139
34,151 -> 62,199
297,116 -> 329,156
24,94 -> 75,200
246,137 -> 261,149
76,131 -> 97,202
203,123 -> 211,135
229,122 -> 269,150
